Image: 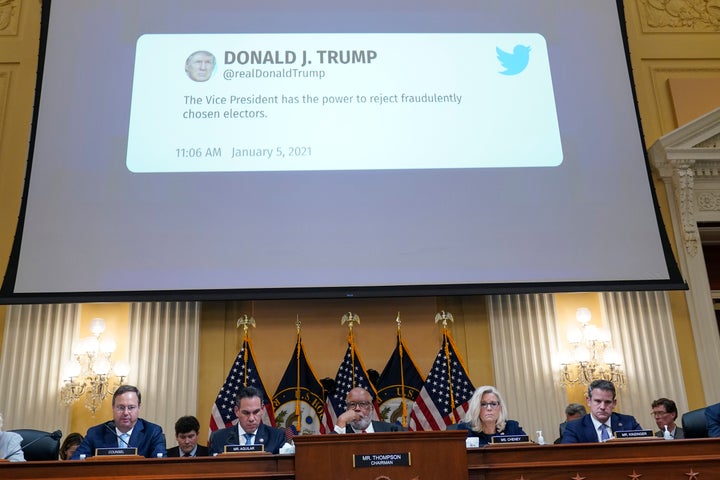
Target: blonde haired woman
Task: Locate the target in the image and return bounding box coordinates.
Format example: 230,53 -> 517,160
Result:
455,386 -> 526,445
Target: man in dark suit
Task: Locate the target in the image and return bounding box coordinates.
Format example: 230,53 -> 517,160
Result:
333,387 -> 406,434
209,386 -> 288,455
706,402 -> 720,437
71,385 -> 167,459
561,379 -> 642,443
167,415 -> 210,457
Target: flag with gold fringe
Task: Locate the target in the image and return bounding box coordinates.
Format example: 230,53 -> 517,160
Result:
209,315 -> 276,432
320,312 -> 379,433
272,323 -> 325,436
376,316 -> 425,428
408,312 -> 475,431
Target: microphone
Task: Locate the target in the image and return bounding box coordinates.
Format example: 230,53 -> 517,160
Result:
104,421 -> 130,447
3,429 -> 62,460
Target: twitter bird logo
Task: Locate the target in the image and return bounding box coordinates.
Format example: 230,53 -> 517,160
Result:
496,45 -> 531,75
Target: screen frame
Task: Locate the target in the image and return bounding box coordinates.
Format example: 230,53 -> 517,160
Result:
0,0 -> 687,304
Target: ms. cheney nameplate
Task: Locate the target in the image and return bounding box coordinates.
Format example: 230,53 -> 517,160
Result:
490,434 -> 530,444
353,453 -> 411,468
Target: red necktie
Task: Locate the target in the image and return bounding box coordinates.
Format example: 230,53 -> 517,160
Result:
361,429 -> 367,433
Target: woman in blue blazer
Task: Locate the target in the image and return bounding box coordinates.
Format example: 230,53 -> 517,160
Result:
455,386 -> 526,445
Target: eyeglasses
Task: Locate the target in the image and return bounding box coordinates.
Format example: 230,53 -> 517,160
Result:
114,405 -> 138,412
480,402 -> 500,409
347,401 -> 372,410
651,411 -> 669,417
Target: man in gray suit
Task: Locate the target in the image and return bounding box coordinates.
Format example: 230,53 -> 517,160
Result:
651,398 -> 684,439
333,387 -> 405,434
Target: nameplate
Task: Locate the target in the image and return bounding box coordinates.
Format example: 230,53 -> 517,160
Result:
491,434 -> 530,444
614,430 -> 653,439
353,453 -> 411,468
95,447 -> 138,456
224,444 -> 264,453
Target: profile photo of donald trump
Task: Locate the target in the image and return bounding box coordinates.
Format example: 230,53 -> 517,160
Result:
185,50 -> 216,82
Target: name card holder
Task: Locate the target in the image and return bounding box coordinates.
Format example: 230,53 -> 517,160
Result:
223,444 -> 265,454
94,447 -> 139,457
353,452 -> 411,468
490,434 -> 530,445
612,430 -> 657,441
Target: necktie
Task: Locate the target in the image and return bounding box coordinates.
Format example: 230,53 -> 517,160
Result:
243,433 -> 253,445
600,424 -> 610,442
120,433 -> 130,448
361,429 -> 367,433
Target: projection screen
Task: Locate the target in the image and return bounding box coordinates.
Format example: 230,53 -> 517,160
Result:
0,0 -> 685,303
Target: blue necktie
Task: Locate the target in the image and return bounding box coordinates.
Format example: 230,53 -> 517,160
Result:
120,432 -> 130,448
243,433 -> 253,445
600,424 -> 610,442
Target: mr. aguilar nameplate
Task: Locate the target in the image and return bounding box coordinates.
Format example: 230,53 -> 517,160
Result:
95,447 -> 138,456
490,434 -> 530,445
224,444 -> 265,453
353,453 -> 411,468
614,430 -> 654,439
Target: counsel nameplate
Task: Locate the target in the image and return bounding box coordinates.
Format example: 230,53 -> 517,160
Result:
95,447 -> 138,456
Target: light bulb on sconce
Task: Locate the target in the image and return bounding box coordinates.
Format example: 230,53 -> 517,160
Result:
60,318 -> 130,414
558,308 -> 625,388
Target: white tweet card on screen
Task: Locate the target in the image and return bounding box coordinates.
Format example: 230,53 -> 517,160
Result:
126,33 -> 562,173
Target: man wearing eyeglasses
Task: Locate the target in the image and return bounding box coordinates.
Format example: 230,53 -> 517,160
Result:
333,387 -> 405,434
71,385 -> 167,459
651,398 -> 684,439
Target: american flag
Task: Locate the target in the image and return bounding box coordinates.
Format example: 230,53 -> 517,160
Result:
209,336 -> 276,432
320,337 -> 379,433
408,329 -> 475,431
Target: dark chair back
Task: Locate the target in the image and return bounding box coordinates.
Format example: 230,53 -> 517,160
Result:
681,407 -> 708,438
8,429 -> 61,461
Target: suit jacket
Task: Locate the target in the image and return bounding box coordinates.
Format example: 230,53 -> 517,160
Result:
71,419 -> 167,459
166,444 -> 210,457
560,413 -> 642,443
0,430 -> 25,461
345,421 -> 406,433
706,402 -> 720,437
455,419 -> 526,445
209,423 -> 286,455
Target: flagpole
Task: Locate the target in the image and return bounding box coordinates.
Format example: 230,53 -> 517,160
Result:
435,311 -> 457,424
237,314 -> 256,387
295,316 -> 302,423
341,312 -> 360,388
396,313 -> 408,427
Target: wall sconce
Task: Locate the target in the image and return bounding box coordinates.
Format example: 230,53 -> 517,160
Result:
558,307 -> 625,388
60,317 -> 130,414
